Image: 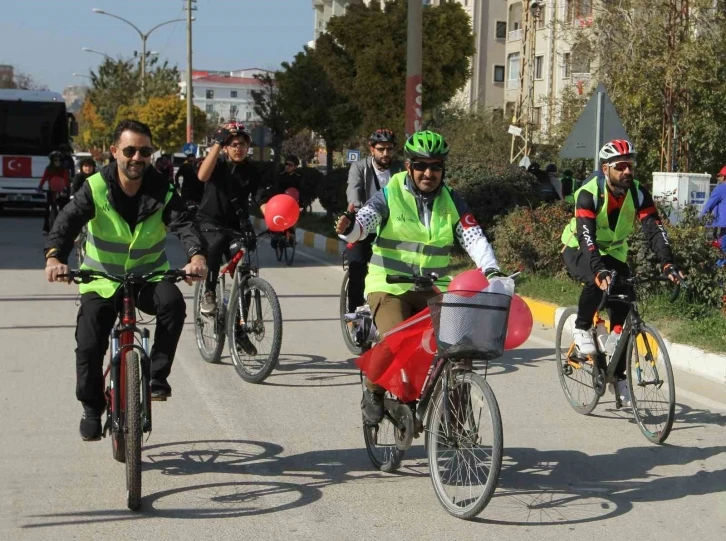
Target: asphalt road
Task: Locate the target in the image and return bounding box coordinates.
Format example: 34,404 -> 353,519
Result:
0,212 -> 724,541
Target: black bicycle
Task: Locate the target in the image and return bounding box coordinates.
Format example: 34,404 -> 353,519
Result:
362,274 -> 506,519
193,224 -> 283,383
59,268 -> 197,511
339,244 -> 376,355
272,229 -> 296,266
555,271 -> 686,444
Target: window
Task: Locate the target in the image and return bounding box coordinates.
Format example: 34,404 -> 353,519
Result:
571,43 -> 591,74
205,89 -> 214,99
245,111 -> 252,121
562,52 -> 571,78
230,90 -> 238,98
507,53 -> 520,82
536,10 -> 546,29
534,56 -> 544,79
205,103 -> 214,114
496,21 -> 506,39
575,0 -> 592,18
494,65 -> 505,83
532,107 -> 542,128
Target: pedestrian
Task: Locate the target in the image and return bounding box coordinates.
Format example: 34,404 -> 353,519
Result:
701,165 -> 726,243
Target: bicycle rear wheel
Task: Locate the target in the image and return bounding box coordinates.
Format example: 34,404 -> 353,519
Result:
626,324 -> 675,444
274,237 -> 284,261
284,235 -> 296,266
426,371 -> 502,519
125,351 -> 142,511
227,276 -> 283,383
362,411 -> 405,473
339,270 -> 363,355
193,281 -> 225,364
555,307 -> 601,415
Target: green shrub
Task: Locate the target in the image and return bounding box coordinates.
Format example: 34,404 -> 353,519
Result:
297,166 -> 323,210
491,201 -> 574,275
317,167 -> 349,216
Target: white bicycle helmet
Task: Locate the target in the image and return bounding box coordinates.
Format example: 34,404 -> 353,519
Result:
599,139 -> 635,162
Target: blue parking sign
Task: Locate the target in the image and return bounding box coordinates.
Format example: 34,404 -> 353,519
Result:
346,149 -> 361,163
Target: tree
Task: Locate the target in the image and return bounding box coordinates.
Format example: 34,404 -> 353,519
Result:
251,72 -> 291,176
281,130 -> 318,165
313,0 -> 475,139
135,95 -> 207,152
277,47 -> 360,175
0,67 -> 47,90
77,100 -> 108,151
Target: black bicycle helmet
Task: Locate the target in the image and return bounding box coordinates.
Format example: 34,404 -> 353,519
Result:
285,154 -> 300,167
49,150 -> 63,162
545,163 -> 558,174
369,128 -> 397,146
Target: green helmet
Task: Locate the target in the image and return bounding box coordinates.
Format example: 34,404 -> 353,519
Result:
404,130 -> 450,161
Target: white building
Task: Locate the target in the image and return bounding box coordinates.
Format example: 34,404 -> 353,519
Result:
310,0 -> 507,112
179,68 -> 272,125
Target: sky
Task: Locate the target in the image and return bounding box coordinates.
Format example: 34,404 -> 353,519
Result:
0,0 -> 314,92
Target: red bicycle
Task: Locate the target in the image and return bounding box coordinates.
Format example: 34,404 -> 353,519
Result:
61,269 -> 197,511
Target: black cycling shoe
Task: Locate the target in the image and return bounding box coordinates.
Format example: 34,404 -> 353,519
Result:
361,389 -> 385,425
151,379 -> 172,401
79,406 -> 103,441
236,334 -> 258,356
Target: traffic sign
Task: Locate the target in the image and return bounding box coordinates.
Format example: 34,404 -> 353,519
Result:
345,150 -> 361,163
182,142 -> 198,156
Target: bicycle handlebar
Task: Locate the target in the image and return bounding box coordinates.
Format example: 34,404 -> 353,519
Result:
58,269 -> 200,285
597,270 -> 687,311
385,273 -> 441,288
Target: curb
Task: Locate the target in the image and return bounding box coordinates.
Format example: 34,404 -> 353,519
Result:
253,217 -> 345,256
522,296 -> 726,386
262,219 -> 726,387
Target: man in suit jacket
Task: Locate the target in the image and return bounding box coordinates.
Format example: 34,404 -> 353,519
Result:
344,129 -> 404,314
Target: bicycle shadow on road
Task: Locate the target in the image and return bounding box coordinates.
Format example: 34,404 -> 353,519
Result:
261,353 -> 361,388
474,443 -> 726,526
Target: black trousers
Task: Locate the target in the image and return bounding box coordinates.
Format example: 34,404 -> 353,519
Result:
346,234 -> 375,313
201,222 -> 233,293
75,280 -> 186,411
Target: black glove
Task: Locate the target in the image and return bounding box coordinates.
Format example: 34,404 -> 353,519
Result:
213,127 -> 232,146
594,269 -> 612,288
337,209 -> 356,236
663,263 -> 683,281
484,268 -> 506,279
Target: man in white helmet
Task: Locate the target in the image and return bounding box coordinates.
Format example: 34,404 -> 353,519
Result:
560,139 -> 684,406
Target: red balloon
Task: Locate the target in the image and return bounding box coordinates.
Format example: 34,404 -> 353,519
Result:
49,176 -> 66,193
284,187 -> 300,202
447,269 -> 490,298
265,194 -> 300,232
504,294 -> 533,350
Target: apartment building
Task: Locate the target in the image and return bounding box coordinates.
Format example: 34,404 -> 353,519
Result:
503,0 -> 595,135
311,0 -> 507,112
179,69 -> 272,124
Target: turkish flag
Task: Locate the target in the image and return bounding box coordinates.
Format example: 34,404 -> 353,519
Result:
3,156 -> 32,178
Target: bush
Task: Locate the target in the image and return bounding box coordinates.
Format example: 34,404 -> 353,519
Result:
447,165 -> 542,232
317,167 -> 349,216
297,166 -> 323,211
491,201 -> 574,275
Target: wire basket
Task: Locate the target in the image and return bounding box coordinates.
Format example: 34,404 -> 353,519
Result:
428,291 -> 511,360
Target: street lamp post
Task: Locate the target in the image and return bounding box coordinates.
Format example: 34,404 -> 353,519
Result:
81,47 -> 112,60
92,8 -> 190,94
73,73 -> 93,80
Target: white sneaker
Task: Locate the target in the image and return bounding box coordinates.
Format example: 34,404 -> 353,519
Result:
573,328 -> 597,355
616,379 -> 632,408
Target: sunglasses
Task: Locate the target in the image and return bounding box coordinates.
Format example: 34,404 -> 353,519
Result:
411,161 -> 444,172
120,146 -> 154,158
608,161 -> 636,172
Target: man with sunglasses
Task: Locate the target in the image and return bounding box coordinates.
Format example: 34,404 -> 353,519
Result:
335,130 -> 501,423
196,122 -> 260,318
560,139 -> 683,406
43,119 -> 208,441
343,129 -> 404,316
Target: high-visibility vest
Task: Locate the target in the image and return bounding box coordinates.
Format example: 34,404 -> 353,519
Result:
561,176 -> 639,262
365,172 -> 458,296
79,173 -> 172,298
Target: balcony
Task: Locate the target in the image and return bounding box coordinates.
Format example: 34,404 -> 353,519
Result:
508,28 -> 523,42
506,79 -> 519,90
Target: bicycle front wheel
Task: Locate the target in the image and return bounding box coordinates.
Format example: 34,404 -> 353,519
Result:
555,307 -> 601,415
193,281 -> 225,364
125,351 -> 142,511
339,270 -> 363,355
627,324 -> 675,444
227,276 -> 283,383
426,371 -> 503,519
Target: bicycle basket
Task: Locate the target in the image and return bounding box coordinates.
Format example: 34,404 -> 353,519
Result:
428,291 -> 511,360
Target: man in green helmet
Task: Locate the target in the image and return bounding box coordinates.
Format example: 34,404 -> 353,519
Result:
335,130 -> 502,424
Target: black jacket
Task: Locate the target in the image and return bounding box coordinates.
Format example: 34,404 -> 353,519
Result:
44,163 -> 206,264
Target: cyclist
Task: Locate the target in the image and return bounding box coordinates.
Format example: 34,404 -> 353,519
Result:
58,143 -> 76,178
71,157 -> 97,195
701,165 -> 726,243
195,122 -> 260,323
38,150 -> 71,234
561,169 -> 577,203
262,154 -> 302,249
335,130 -> 501,423
344,129 -> 404,316
560,139 -> 684,406
43,119 -> 208,441
177,152 -> 204,206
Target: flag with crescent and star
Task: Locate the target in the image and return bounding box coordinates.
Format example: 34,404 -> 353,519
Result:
2,156 -> 32,178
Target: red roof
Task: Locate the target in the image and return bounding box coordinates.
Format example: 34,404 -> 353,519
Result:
192,75 -> 261,85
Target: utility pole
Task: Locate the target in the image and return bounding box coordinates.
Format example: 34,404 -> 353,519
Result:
185,0 -> 197,144
405,0 -> 423,137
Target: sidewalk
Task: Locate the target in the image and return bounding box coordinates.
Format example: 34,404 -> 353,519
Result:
263,218 -> 726,387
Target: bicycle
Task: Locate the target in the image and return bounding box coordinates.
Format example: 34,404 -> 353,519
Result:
339,244 -> 376,355
555,271 -> 685,444
41,187 -> 69,231
59,268 -> 196,511
362,274 -> 508,519
271,229 -> 296,266
193,224 -> 283,383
